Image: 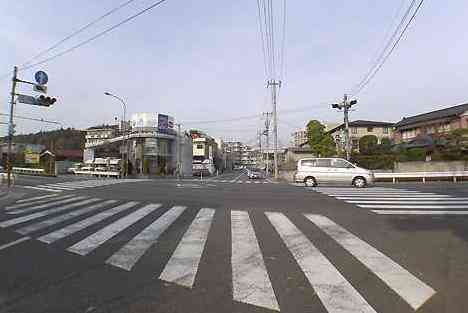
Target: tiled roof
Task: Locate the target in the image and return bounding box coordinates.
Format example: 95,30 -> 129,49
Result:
327,120 -> 394,133
394,103 -> 468,128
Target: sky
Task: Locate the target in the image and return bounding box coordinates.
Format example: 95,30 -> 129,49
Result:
1,0 -> 468,147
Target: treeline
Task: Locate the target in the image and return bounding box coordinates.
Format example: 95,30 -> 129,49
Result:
3,128 -> 85,151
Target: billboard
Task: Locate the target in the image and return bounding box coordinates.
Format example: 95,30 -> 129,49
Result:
131,113 -> 175,131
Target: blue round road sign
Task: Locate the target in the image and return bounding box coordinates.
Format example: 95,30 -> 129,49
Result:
34,71 -> 48,85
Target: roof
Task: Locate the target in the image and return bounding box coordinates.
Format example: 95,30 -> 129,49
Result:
327,120 -> 394,133
394,102 -> 468,128
87,124 -> 119,130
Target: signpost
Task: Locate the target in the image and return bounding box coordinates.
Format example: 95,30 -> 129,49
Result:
6,68 -> 57,187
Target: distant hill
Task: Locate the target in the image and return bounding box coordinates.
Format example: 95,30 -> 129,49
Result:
2,128 -> 85,152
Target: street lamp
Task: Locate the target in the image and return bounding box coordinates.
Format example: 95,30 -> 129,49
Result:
104,92 -> 128,177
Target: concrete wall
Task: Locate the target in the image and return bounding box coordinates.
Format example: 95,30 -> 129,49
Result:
395,161 -> 468,172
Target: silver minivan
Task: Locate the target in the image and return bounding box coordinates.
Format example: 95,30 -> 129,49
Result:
294,158 -> 374,188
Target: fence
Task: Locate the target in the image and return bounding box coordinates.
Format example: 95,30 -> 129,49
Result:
374,171 -> 468,183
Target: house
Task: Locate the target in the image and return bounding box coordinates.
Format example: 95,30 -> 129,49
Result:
327,120 -> 394,151
283,143 -> 316,167
393,102 -> 468,143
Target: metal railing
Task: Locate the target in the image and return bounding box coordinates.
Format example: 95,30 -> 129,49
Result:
374,171 -> 468,183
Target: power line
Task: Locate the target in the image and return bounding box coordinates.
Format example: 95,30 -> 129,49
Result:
20,0 -> 169,71
21,0 -> 138,68
0,113 -> 62,126
352,0 -> 424,95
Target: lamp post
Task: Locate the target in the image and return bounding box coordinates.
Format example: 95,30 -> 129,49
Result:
104,92 -> 127,177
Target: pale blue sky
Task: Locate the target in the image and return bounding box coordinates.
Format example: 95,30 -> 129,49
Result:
1,0 -> 468,146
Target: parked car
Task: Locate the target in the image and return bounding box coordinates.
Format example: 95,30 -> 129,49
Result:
247,169 -> 263,179
294,158 -> 374,188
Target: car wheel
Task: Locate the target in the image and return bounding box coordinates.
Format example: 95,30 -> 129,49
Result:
353,177 -> 367,188
304,177 -> 317,187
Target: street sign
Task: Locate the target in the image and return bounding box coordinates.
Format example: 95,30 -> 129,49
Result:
34,71 -> 48,85
17,94 -> 37,105
33,84 -> 47,93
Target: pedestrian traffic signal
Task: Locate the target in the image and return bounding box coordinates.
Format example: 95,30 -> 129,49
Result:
35,95 -> 57,107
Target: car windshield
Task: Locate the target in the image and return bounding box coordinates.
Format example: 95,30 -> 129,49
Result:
1,2 -> 466,313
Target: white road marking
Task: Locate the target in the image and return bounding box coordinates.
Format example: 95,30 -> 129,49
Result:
246,181 -> 252,184
16,200 -> 117,235
326,194 -> 448,197
35,185 -> 75,190
38,201 -> 139,243
337,197 -> 457,201
348,200 -> 468,204
266,212 -> 377,313
6,194 -> 77,210
67,204 -> 161,256
231,211 -> 279,311
359,204 -> 468,209
0,236 -> 31,251
305,214 -> 436,310
106,206 -> 186,271
16,194 -> 61,203
0,198 -> 100,228
23,186 -> 63,193
372,210 -> 468,215
8,196 -> 87,214
159,208 -> 215,287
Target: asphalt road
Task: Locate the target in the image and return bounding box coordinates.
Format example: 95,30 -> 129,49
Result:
0,173 -> 467,313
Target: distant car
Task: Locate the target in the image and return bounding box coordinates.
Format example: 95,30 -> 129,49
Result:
294,157 -> 375,188
248,170 -> 263,179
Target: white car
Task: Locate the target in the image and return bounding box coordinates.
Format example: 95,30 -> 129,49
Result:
294,157 -> 375,188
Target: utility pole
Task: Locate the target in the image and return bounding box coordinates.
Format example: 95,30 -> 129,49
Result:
262,112 -> 272,176
331,94 -> 357,160
176,123 -> 182,179
268,80 -> 281,179
7,66 -> 18,188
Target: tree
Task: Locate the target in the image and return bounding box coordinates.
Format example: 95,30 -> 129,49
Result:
306,120 -> 336,157
358,135 -> 378,155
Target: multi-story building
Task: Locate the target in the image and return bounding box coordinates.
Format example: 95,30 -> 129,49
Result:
393,102 -> 468,143
84,125 -> 119,149
224,141 -> 258,168
327,120 -> 394,151
292,129 -> 308,147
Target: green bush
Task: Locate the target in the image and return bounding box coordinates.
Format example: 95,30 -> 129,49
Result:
359,135 -> 378,155
397,148 -> 426,162
351,154 -> 396,170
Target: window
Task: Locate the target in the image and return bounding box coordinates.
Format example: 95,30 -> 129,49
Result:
367,127 -> 374,132
352,139 -> 359,149
351,127 -> 357,134
196,144 -> 203,149
331,159 -> 353,168
383,127 -> 389,134
316,159 -> 331,167
301,159 -> 316,167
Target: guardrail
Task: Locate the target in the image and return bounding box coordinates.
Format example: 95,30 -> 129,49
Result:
12,167 -> 45,175
374,171 -> 468,183
74,170 -> 120,178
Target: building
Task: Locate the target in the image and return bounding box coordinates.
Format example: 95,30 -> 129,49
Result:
224,141 -> 258,168
393,102 -> 468,143
292,129 -> 308,147
83,112 -> 193,176
327,120 -> 394,151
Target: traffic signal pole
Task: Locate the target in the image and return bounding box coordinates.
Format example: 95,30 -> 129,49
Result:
7,66 -> 18,188
331,94 -> 357,161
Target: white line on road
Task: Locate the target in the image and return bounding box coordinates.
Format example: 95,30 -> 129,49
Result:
22,186 -> 63,193
6,194 -> 77,210
232,211 -> 279,311
8,196 -> 88,214
16,200 -> 117,235
359,204 -> 468,209
67,204 -> 161,256
0,236 -> 31,251
326,194 -> 449,198
372,210 -> 468,215
305,214 -> 436,310
266,212 -> 377,313
38,201 -> 139,243
0,198 -> 100,228
16,194 -> 61,203
348,200 -> 468,204
107,206 -> 186,271
159,208 -> 215,286
337,197 -> 458,201
35,185 -> 75,190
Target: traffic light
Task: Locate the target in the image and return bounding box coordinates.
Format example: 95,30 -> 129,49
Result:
35,95 -> 57,107
349,99 -> 357,106
331,103 -> 341,109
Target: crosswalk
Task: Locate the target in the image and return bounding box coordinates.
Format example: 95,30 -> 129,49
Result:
21,178 -> 150,193
315,187 -> 468,215
0,195 -> 435,312
202,178 -> 277,184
